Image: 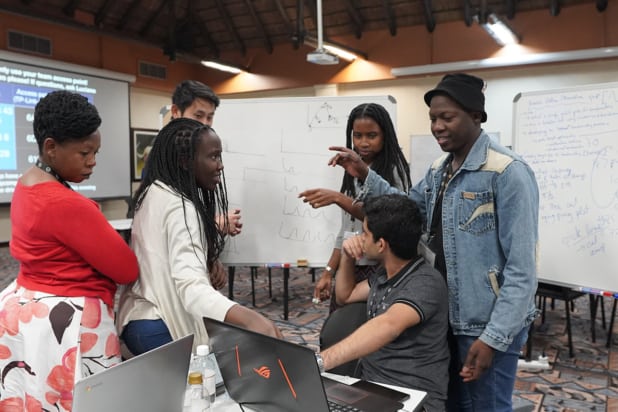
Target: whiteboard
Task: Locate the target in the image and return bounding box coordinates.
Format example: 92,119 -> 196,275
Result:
409,135 -> 443,184
214,95 -> 397,266
513,83 -> 618,292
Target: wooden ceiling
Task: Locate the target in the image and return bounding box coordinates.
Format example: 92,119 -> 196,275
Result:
0,0 -> 606,61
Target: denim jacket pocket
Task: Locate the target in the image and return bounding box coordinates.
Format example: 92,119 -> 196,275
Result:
457,190 -> 496,235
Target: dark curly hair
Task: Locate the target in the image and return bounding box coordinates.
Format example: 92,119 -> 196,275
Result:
341,103 -> 411,196
133,118 -> 228,270
364,194 -> 422,260
33,90 -> 101,154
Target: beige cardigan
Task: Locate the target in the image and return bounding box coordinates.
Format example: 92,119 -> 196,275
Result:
117,181 -> 236,348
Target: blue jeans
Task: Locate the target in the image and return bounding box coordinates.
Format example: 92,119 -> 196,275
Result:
449,327 -> 528,412
121,319 -> 173,356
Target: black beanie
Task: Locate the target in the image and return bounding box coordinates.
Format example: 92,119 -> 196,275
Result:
424,73 -> 487,123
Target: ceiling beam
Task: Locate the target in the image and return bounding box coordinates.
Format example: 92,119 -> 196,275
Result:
274,0 -> 298,48
117,0 -> 141,30
342,0 -> 363,38
463,0 -> 474,26
244,0 -> 273,53
95,0 -> 117,27
292,0 -> 305,49
188,2 -> 219,58
478,0 -> 488,23
274,0 -> 294,32
505,0 -> 516,19
62,0 -> 80,17
214,0 -> 246,55
596,0 -> 607,11
380,0 -> 397,36
422,0 -> 436,32
139,0 -> 169,37
164,0 -> 176,60
549,0 -> 561,16
304,0 -> 318,34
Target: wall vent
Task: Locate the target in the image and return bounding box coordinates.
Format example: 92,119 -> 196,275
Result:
7,30 -> 52,56
138,61 -> 167,80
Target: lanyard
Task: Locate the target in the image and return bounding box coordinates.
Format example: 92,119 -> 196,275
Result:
35,158 -> 72,189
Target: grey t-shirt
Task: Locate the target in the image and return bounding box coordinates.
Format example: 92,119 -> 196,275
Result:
360,258 -> 449,412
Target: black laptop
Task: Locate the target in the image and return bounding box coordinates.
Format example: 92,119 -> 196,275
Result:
203,317 -> 422,412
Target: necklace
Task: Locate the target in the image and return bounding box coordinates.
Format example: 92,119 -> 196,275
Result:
35,158 -> 72,189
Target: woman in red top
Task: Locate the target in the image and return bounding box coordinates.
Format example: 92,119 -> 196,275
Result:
0,91 -> 139,411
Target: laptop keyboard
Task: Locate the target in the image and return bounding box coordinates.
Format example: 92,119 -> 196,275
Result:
327,399 -> 362,412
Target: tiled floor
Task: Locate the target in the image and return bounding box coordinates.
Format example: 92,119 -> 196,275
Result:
1,249 -> 617,411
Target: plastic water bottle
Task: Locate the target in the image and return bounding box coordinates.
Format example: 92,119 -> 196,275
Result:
194,344 -> 218,404
184,372 -> 210,412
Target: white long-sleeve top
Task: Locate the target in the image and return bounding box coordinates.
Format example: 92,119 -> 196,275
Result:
117,181 -> 236,347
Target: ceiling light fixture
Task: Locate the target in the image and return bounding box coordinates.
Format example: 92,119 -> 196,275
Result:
200,60 -> 245,74
476,13 -> 519,46
304,36 -> 364,62
323,44 -> 359,62
390,47 -> 618,77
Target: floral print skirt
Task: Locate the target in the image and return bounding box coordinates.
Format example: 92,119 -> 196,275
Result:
0,280 -> 121,411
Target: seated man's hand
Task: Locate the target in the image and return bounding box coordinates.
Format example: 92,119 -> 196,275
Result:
342,235 -> 364,260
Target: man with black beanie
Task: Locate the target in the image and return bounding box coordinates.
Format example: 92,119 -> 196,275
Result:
327,73 -> 539,411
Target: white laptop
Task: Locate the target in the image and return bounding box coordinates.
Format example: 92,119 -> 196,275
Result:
72,334 -> 194,412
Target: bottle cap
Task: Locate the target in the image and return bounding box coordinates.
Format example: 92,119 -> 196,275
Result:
188,372 -> 203,385
196,344 -> 210,356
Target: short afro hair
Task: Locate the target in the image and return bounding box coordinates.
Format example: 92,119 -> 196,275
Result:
33,90 -> 101,153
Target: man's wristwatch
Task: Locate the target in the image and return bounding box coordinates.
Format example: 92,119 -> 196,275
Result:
315,352 -> 325,373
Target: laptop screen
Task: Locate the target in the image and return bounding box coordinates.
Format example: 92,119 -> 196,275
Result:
204,317 -> 330,412
203,318 -> 410,412
72,334 -> 194,412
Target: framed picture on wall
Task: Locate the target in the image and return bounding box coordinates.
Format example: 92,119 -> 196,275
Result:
131,128 -> 158,181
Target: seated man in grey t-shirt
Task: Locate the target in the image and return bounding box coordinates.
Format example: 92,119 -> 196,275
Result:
318,194 -> 449,412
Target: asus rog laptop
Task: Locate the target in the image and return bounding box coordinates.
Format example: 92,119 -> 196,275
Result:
204,317 -> 418,412
72,334 -> 194,412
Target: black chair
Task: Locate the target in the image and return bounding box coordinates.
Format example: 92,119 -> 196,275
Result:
534,282 -> 586,358
319,301 -> 367,377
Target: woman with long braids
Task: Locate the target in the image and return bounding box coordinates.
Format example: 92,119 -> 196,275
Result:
299,103 -> 411,312
0,91 -> 139,411
118,118 -> 281,355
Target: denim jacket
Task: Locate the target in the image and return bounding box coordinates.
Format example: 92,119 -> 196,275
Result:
362,132 -> 539,351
